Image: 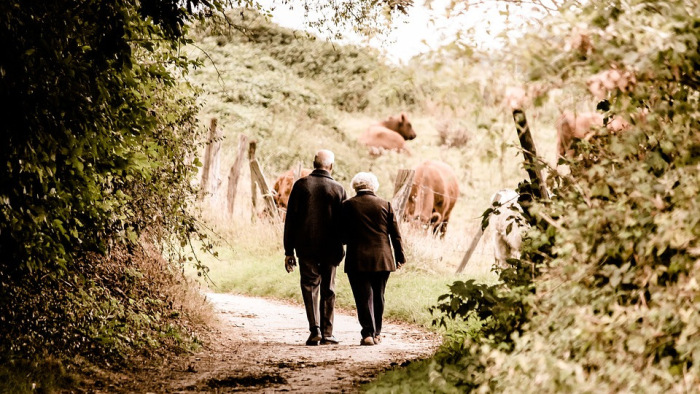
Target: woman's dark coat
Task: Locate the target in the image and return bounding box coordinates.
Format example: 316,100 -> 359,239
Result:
341,190 -> 405,273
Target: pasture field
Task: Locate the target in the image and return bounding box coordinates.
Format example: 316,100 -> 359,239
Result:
183,9 -> 580,330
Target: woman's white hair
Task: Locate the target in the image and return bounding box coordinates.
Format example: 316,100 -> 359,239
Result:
351,172 -> 379,192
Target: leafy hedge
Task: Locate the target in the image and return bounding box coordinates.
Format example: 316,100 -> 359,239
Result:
0,0 -> 217,388
423,0 -> 700,392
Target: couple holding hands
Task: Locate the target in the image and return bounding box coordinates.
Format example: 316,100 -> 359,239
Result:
283,149 -> 405,347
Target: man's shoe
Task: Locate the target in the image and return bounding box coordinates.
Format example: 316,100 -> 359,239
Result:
360,336 -> 375,346
373,335 -> 382,345
320,336 -> 340,345
306,329 -> 322,346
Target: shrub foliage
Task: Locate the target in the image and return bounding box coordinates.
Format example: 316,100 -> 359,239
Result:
0,0 -> 219,386
426,0 -> 700,392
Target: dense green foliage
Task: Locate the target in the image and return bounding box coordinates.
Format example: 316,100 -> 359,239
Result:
391,0 -> 700,392
0,0 -> 222,390
195,8 -> 423,110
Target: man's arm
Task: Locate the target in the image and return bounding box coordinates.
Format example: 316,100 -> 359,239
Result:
283,184 -> 300,257
283,184 -> 301,272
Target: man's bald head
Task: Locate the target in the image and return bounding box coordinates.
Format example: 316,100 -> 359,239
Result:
313,150 -> 335,172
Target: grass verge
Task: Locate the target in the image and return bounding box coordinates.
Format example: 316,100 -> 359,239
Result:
187,215 -> 498,329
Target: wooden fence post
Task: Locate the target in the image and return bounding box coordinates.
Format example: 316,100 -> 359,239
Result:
458,109 -> 547,273
248,141 -> 258,217
392,169 -> 415,221
199,118 -> 222,199
248,140 -> 278,221
456,226 -> 484,273
294,162 -> 303,180
226,134 -> 248,218
512,109 -> 548,199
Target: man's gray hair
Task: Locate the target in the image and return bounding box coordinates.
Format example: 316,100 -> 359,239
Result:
313,149 -> 335,169
351,172 -> 379,192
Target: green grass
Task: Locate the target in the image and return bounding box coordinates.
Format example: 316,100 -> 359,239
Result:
186,214 -> 497,329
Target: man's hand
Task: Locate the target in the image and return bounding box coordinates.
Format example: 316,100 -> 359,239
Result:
396,261 -> 405,270
285,255 -> 297,273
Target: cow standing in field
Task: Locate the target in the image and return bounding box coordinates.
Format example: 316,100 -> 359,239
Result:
359,113 -> 416,155
555,111 -> 630,158
489,189 -> 528,268
272,168 -> 312,220
404,160 -> 459,238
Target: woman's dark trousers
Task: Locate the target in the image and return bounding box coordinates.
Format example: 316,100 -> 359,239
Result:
347,271 -> 390,338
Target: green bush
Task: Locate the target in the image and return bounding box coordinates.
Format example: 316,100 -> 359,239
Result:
424,0 -> 700,391
0,0 -> 217,389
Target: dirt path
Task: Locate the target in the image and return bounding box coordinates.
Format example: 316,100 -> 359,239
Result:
117,293 -> 441,393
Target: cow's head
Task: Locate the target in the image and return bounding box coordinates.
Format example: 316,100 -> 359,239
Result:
404,184 -> 440,226
384,112 -> 416,141
269,168 -> 311,220
405,195 -> 444,238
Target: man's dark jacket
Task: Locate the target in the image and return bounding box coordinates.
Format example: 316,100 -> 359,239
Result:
341,190 -> 405,273
284,169 -> 347,265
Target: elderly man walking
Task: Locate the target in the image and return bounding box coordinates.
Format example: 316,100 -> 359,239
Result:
283,150 -> 347,346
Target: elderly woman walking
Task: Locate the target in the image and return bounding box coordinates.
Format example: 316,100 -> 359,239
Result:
342,172 -> 405,346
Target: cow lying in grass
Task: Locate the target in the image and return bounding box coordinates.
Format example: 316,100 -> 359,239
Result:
359,113 -> 416,155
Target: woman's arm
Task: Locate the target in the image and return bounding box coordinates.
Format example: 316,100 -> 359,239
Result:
387,202 -> 405,265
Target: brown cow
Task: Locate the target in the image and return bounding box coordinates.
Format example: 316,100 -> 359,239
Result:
271,167 -> 312,220
555,111 -> 630,158
404,160 -> 460,237
359,113 -> 416,155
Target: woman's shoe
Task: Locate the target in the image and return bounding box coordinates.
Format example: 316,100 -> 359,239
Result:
321,336 -> 340,345
360,336 -> 375,346
373,335 -> 382,344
